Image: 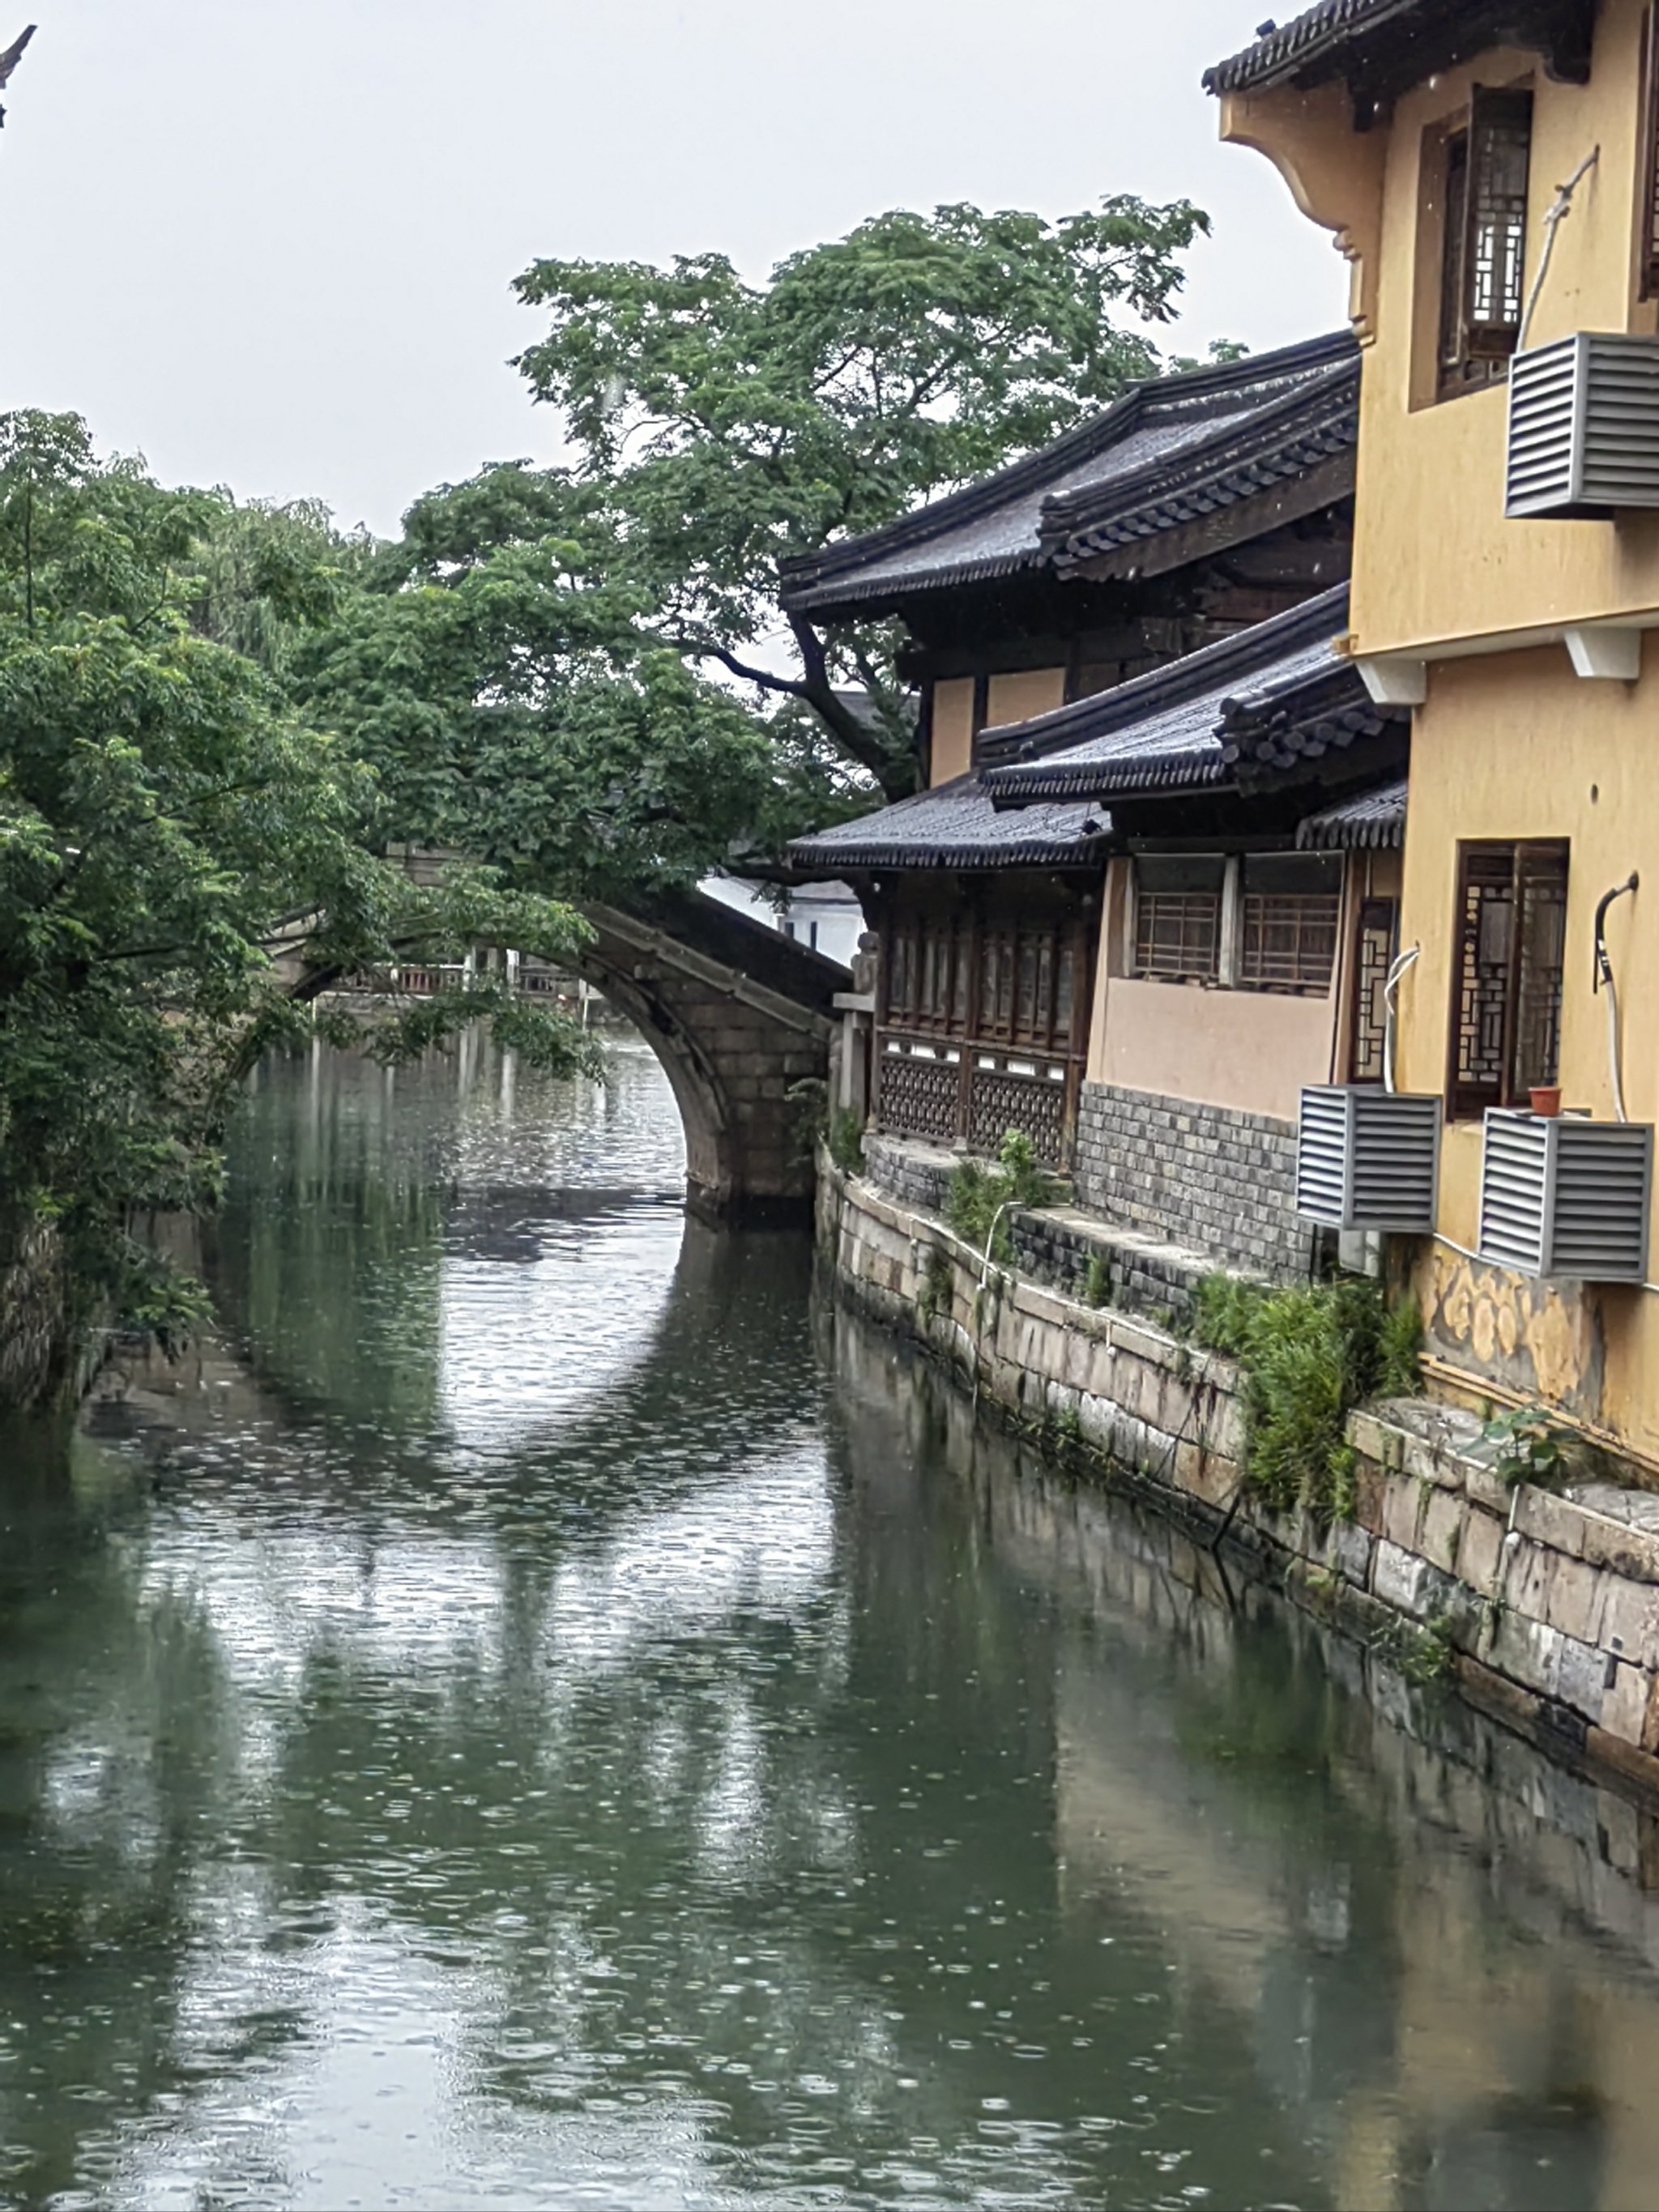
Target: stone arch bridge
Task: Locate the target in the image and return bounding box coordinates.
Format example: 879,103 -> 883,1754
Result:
574,891 -> 847,1223
289,885 -> 850,1223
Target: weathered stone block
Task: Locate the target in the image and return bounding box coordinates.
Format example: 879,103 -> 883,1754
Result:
1559,1635 -> 1609,1724
1600,1577 -> 1659,1664
1601,1661 -> 1653,1750
1514,1486 -> 1589,1560
1456,1508 -> 1506,1599
1419,1487 -> 1465,1574
1328,1518 -> 1375,1589
1503,1536 -> 1557,1626
1373,1539 -> 1437,1619
1577,1512 -> 1659,1588
1380,1474 -> 1427,1554
1490,1609 -> 1566,1699
1546,1555 -> 1608,1647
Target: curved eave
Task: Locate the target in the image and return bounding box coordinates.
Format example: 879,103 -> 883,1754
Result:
789,833 -> 1110,877
987,752 -> 1227,805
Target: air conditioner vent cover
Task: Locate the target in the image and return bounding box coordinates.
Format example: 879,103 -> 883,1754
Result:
1478,1111 -> 1654,1280
1297,1086 -> 1442,1234
1507,333 -> 1659,520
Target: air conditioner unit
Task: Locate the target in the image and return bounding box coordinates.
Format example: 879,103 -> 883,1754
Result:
1297,1086 -> 1442,1234
1478,1111 -> 1654,1280
1507,333 -> 1659,520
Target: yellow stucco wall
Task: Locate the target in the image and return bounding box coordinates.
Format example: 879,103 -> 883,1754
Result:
1228,0 -> 1659,656
1394,649 -> 1659,1455
928,678 -> 975,789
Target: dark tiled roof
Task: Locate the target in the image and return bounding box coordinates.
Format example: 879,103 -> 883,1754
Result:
1204,0 -> 1414,93
1204,0 -> 1593,102
979,583 -> 1402,803
788,775 -> 1108,876
1297,776 -> 1408,849
778,332 -> 1356,620
1043,356 -> 1357,576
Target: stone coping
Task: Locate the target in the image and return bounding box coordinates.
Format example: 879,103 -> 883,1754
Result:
858,1136 -> 1254,1295
1350,1401 -> 1659,1586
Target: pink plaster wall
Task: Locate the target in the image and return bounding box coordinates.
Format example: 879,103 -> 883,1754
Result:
1091,978 -> 1337,1124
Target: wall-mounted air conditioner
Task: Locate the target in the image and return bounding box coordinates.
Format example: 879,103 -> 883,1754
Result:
1478,1111 -> 1654,1281
1297,1086 -> 1443,1234
1507,333 -> 1659,520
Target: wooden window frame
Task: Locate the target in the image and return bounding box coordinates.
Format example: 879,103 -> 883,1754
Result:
1641,7 -> 1659,301
1435,86 -> 1534,402
1446,839 -> 1569,1122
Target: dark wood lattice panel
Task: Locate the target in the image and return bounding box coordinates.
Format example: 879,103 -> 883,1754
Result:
1239,893 -> 1341,992
1350,898 -> 1398,1085
1512,855 -> 1567,1093
967,1066 -> 1068,1166
1465,89 -> 1532,355
1135,892 -> 1220,982
1449,842 -> 1567,1119
876,1048 -> 960,1145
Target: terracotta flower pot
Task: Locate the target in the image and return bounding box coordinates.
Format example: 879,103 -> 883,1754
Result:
1529,1085 -> 1563,1117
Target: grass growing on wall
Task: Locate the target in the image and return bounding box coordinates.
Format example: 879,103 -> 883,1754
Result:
945,1131 -> 1053,1263
1191,1273 -> 1422,1520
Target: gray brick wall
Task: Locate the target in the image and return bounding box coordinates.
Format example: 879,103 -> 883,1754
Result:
1073,1080 -> 1317,1282
862,1134 -> 954,1215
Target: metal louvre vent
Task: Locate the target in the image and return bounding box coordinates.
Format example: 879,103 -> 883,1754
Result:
1507,333 -> 1659,520
1478,1111 -> 1654,1280
1297,1087 -> 1442,1234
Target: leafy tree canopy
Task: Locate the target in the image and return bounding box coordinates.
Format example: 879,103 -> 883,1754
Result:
296,195 -> 1214,887
0,411 -> 594,1375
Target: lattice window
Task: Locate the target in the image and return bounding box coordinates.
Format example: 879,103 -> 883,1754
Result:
1133,856 -> 1225,982
1643,11 -> 1659,300
1448,842 -> 1567,1119
1438,89 -> 1533,399
877,1047 -> 960,1146
1239,851 -> 1342,994
968,1065 -> 1068,1166
1350,898 -> 1399,1084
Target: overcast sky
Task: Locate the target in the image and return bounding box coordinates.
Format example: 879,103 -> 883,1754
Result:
0,2 -> 1346,539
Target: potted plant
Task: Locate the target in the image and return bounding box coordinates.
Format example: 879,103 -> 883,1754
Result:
1529,1085 -> 1563,1117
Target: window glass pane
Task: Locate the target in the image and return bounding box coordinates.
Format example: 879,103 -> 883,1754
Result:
1242,853 -> 1342,897
1135,855 -> 1226,897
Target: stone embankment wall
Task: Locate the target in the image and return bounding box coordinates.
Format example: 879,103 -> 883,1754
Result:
822,1153 -> 1659,1803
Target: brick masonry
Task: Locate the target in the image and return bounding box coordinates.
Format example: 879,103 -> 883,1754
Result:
1073,1080 -> 1316,1283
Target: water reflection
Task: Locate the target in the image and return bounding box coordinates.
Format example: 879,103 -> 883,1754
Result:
2,1046 -> 1659,2205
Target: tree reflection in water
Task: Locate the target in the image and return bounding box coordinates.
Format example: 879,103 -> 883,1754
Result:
0,1046 -> 1653,2208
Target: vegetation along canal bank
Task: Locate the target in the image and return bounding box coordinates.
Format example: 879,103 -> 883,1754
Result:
822,1137 -> 1659,1811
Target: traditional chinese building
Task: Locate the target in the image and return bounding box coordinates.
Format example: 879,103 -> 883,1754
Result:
981,586 -> 1408,1275
786,336 -> 1360,1174
1205,0 -> 1659,1464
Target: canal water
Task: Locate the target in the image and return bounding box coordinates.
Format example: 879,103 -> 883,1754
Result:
8,1042 -> 1659,2209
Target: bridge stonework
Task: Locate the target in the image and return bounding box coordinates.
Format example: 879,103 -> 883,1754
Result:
578,894 -> 847,1225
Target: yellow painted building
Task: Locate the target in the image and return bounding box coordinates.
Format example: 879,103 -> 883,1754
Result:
1209,0 -> 1659,1461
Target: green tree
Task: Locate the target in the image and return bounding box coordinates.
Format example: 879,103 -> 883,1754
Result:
0,411 -> 593,1400
512,196 -> 1211,800
297,196 -> 1213,889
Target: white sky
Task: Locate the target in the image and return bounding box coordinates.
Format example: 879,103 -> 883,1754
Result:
0,2 -> 1347,540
